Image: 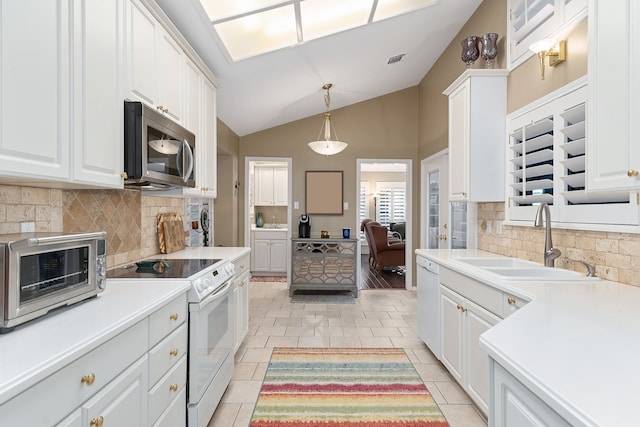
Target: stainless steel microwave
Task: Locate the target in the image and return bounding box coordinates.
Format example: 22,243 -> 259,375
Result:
124,101 -> 196,190
0,232 -> 107,332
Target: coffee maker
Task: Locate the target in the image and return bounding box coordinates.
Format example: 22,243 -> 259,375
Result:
298,214 -> 310,238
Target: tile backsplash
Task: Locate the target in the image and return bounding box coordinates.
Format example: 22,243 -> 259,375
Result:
478,202 -> 640,287
0,184 -> 185,268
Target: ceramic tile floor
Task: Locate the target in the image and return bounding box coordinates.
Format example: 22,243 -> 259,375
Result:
208,282 -> 488,427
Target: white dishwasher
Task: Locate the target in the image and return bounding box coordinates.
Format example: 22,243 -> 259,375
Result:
417,256 -> 440,359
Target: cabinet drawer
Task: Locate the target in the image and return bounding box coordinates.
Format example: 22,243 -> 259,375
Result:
502,292 -> 528,318
149,294 -> 187,348
253,230 -> 286,240
148,355 -> 187,425
234,252 -> 251,276
440,267 -> 502,317
149,322 -> 187,386
153,387 -> 186,427
0,320 -> 148,426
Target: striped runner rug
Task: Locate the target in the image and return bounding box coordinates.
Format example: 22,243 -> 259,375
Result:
250,347 -> 450,427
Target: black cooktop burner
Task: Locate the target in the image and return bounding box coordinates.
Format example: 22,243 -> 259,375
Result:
107,258 -> 222,280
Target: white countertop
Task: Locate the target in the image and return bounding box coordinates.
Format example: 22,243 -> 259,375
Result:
0,246 -> 250,406
415,249 -> 640,427
250,225 -> 288,232
0,279 -> 190,405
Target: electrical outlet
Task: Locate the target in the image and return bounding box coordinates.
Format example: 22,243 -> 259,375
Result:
21,222 -> 35,233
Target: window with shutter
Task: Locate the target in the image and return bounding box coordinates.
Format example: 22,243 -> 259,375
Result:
360,182 -> 369,239
375,182 -> 406,228
506,77 -> 639,227
508,0 -> 587,70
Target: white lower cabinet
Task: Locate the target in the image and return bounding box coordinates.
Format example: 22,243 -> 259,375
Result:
57,356 -> 148,427
83,356 -> 149,427
234,271 -> 250,352
441,285 -> 500,415
0,292 -> 188,427
491,361 -> 571,427
438,265 -> 509,416
232,251 -> 251,352
251,230 -> 286,274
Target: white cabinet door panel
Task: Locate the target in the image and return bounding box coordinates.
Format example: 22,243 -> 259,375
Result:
72,0 -> 124,188
126,0 -> 158,107
0,0 -> 70,180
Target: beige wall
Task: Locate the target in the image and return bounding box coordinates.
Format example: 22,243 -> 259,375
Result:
239,88 -> 419,245
418,0 -> 508,161
214,119 -> 241,247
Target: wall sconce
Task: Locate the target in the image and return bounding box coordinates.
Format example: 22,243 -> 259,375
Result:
529,39 -> 566,80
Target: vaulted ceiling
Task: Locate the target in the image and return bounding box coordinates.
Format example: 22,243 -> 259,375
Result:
156,0 -> 483,137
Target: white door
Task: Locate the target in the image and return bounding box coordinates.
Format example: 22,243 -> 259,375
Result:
422,151 -> 449,249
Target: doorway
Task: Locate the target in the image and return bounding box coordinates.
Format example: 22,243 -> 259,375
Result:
244,157 -> 293,283
356,159 -> 412,290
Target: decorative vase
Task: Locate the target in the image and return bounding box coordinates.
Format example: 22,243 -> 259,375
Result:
256,212 -> 264,228
461,36 -> 480,69
480,33 -> 499,68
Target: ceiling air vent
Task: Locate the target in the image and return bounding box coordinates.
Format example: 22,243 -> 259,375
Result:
387,53 -> 405,65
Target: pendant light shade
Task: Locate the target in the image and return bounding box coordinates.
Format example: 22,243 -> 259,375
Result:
308,83 -> 348,156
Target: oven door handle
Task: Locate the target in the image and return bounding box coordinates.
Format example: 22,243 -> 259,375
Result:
189,280 -> 233,312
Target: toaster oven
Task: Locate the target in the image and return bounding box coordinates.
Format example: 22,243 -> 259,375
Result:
0,232 -> 107,332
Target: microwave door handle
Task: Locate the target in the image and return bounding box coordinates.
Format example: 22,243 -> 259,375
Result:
182,139 -> 194,183
176,142 -> 184,178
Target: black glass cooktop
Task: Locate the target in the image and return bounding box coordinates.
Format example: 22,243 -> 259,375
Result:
107,258 -> 222,280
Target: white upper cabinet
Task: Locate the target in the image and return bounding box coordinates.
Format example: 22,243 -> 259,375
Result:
180,58 -> 216,198
72,0 -> 125,188
201,78 -> 217,198
443,70 -> 508,202
255,166 -> 288,206
587,0 -> 640,191
126,0 -> 183,123
0,0 -> 71,181
0,0 -> 124,189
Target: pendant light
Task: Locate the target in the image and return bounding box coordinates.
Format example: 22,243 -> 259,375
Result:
308,83 -> 348,156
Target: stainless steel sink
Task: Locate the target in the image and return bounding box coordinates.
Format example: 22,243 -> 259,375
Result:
457,257 -> 541,268
484,267 -> 599,281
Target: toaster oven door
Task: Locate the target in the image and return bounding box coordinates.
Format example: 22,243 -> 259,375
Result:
6,245 -> 97,324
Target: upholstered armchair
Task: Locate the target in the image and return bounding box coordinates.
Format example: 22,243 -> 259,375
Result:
365,222 -> 405,275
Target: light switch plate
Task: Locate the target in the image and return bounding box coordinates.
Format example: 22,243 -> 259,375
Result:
294,201 -> 299,209
343,202 -> 348,210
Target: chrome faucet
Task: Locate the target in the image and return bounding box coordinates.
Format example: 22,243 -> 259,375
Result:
534,203 -> 561,267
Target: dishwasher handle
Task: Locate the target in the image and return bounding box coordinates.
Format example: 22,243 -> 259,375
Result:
416,256 -> 439,274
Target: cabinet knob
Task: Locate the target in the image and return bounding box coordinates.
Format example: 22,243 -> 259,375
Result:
81,373 -> 96,386
90,416 -> 104,427
627,169 -> 639,177
156,105 -> 164,111
169,313 -> 179,321
456,304 -> 462,311
462,192 -> 467,197
163,107 -> 169,113
240,280 -> 246,287
120,172 -> 128,179
170,348 -> 179,357
169,384 -> 178,392
202,187 -> 209,191
507,297 -> 517,305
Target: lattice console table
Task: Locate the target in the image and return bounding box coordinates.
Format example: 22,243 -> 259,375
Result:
290,238 -> 359,297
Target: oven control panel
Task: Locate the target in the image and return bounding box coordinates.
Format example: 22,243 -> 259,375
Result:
190,261 -> 235,301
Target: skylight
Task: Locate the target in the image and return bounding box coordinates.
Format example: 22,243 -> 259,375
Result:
198,0 -> 439,61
